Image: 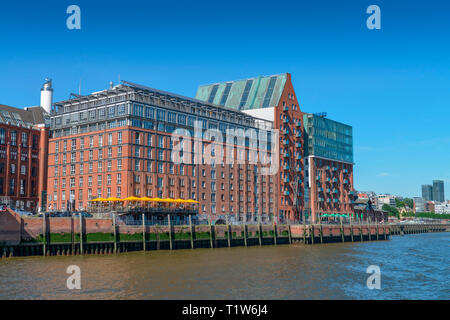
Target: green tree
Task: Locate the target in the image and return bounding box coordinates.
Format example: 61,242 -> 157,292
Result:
382,204 -> 400,218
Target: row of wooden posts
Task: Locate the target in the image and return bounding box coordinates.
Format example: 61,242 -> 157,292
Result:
40,213 -> 291,255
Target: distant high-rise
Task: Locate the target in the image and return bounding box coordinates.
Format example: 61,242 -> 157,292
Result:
421,184 -> 433,201
432,180 -> 445,203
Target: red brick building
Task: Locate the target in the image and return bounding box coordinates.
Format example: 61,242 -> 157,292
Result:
47,82 -> 275,223
0,104 -> 48,212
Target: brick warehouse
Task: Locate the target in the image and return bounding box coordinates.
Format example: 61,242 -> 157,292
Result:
47,73 -> 355,223
0,104 -> 49,212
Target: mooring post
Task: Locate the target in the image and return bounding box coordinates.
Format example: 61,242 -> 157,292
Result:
376,220 -> 379,240
79,212 -> 84,254
208,215 -> 213,249
227,219 -> 231,248
71,213 -> 75,254
243,223 -> 247,247
302,219 -> 306,244
142,213 -> 146,252
350,217 -> 354,242
42,213 -> 47,256
189,215 -> 194,249
273,220 -> 277,245
319,220 -> 323,244
258,222 -> 262,246
368,217 -> 371,241
168,214 -> 173,250
359,217 -> 363,242
288,223 -> 292,244
112,213 -> 117,253
340,218 -> 345,243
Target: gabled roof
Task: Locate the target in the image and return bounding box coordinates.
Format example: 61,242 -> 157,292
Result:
195,73 -> 288,111
0,104 -> 47,127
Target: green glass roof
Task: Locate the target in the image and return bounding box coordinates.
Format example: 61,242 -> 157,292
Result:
195,73 -> 287,110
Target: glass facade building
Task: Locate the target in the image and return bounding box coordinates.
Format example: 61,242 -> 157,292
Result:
432,180 -> 445,203
303,114 -> 353,163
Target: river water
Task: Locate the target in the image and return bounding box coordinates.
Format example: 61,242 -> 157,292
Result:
0,233 -> 448,299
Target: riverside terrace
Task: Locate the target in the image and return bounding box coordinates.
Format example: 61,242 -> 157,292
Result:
86,196 -> 199,225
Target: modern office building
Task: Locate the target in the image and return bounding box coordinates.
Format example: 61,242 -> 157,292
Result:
421,184 -> 433,201
302,113 -> 354,222
0,104 -> 49,212
196,73 -> 355,223
432,180 -> 445,203
47,80 -> 276,222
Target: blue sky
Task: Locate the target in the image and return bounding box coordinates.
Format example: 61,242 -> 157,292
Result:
0,0 -> 449,199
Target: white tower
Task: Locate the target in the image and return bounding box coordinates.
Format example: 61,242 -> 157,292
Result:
40,78 -> 53,113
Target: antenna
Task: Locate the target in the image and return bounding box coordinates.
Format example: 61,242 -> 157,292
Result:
79,79 -> 81,95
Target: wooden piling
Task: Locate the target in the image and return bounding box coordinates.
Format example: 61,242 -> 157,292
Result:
227,220 -> 231,248
112,213 -> 117,253
142,213 -> 146,252
273,222 -> 277,245
79,212 -> 84,254
340,219 -> 345,243
208,216 -> 213,249
258,222 -> 262,246
168,214 -> 173,250
288,224 -> 292,244
189,215 -> 194,249
42,213 -> 47,256
243,224 -> 248,247
310,225 -> 314,244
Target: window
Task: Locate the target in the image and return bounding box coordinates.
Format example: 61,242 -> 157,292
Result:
20,165 -> 26,175
10,131 -> 17,146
